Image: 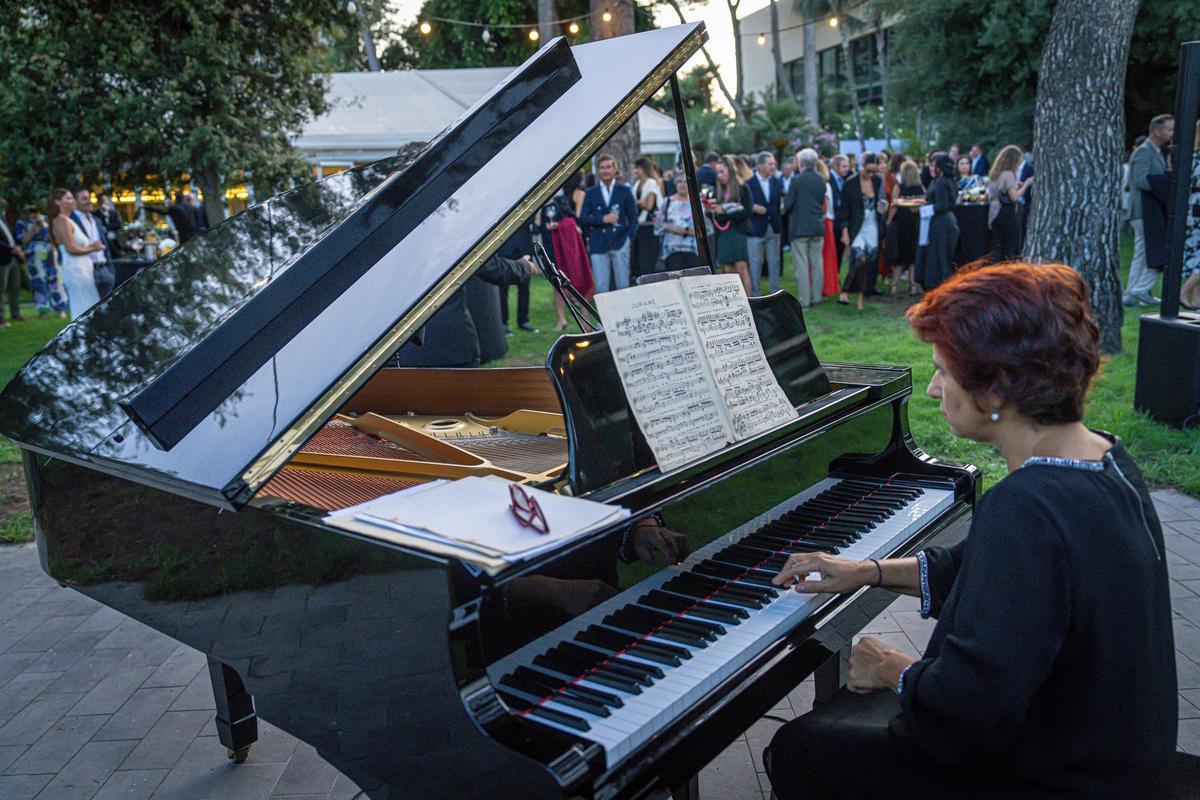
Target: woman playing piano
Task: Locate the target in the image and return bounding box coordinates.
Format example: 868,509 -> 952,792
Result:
764,262 -> 1176,798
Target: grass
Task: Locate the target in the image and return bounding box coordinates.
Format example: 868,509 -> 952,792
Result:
0,238 -> 1196,548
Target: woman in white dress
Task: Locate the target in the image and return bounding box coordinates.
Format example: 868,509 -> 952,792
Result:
49,187 -> 103,319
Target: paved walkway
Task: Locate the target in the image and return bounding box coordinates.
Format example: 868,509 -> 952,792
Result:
1,489 -> 1198,799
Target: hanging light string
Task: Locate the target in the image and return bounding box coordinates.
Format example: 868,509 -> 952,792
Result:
417,3 -> 846,46
418,2 -> 629,42
745,11 -> 853,40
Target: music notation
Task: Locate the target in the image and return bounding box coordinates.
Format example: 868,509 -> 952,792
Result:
596,274 -> 798,472
682,275 -> 798,441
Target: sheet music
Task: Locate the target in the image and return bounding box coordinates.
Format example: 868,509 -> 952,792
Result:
595,282 -> 731,472
680,274 -> 799,440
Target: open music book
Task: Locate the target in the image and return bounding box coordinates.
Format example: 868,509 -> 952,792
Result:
595,273 -> 799,472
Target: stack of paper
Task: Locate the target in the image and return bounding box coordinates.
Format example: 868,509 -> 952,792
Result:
324,476 -> 629,566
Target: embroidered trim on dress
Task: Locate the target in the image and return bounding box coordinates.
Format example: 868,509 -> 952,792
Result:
916,550 -> 932,618
1020,455 -> 1105,472
897,663 -> 914,695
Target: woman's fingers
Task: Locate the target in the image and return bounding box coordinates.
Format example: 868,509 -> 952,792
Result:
772,553 -> 821,586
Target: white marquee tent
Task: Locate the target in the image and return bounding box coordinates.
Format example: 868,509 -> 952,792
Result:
295,68 -> 683,174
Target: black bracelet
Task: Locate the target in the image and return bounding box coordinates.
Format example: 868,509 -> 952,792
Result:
869,558 -> 883,588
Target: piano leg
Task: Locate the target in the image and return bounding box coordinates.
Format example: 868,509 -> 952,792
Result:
813,645 -> 850,705
207,657 -> 258,763
669,775 -> 699,800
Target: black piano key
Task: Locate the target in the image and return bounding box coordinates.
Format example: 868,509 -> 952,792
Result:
606,609 -> 710,648
535,652 -> 644,694
662,577 -> 768,609
544,642 -> 657,686
819,491 -> 901,511
502,673 -> 611,718
558,641 -> 664,682
692,560 -> 779,588
839,481 -> 920,500
740,534 -> 831,554
672,572 -> 776,603
577,625 -> 688,665
513,667 -> 618,713
621,604 -> 725,639
560,680 -> 624,710
641,589 -> 748,624
500,691 -> 590,732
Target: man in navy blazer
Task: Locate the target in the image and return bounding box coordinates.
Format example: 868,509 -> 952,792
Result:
745,152 -> 783,294
581,153 -> 638,293
969,143 -> 990,177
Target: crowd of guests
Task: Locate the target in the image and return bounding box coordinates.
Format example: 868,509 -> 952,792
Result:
506,142 -> 1039,326
0,188 -> 208,326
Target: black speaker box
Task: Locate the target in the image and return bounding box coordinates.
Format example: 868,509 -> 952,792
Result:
1134,312 -> 1200,428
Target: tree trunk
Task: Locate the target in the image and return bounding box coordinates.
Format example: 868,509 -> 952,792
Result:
537,0 -> 557,44
591,0 -> 639,179
196,167 -> 225,228
664,0 -> 745,122
803,21 -> 819,124
769,0 -> 793,99
727,0 -> 745,112
1024,0 -> 1140,354
838,23 -> 866,154
875,25 -> 890,147
355,4 -> 380,72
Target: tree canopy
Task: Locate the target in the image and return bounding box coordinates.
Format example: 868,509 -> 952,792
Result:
0,1 -> 340,217
878,0 -> 1200,150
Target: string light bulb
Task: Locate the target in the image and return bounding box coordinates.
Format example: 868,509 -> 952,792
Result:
601,10 -> 612,22
757,34 -> 766,46
568,21 -> 579,34
419,20 -> 432,34
828,16 -> 839,27
528,29 -> 539,41
481,26 -> 491,43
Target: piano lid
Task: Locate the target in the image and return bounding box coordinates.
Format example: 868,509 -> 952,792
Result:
0,23 -> 707,508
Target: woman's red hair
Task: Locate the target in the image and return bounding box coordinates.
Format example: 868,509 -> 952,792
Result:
906,262 -> 1100,425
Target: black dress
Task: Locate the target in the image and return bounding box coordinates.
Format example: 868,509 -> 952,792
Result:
841,173 -> 884,293
765,437 -> 1177,799
885,184 -> 923,268
916,176 -> 959,290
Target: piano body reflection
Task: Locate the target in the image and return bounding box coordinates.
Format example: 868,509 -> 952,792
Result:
0,23 -> 978,800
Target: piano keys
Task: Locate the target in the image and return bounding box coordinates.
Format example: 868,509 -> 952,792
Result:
0,21 -> 979,800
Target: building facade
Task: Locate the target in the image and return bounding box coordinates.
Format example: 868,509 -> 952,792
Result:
739,1 -> 895,108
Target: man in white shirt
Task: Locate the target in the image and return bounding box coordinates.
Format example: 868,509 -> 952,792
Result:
0,196 -> 25,326
72,189 -> 115,298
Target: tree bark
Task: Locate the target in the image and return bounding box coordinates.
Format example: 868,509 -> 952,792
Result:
591,0 -> 639,179
196,167 -> 225,229
537,0 -> 557,44
803,21 -> 819,124
1024,0 -> 1140,354
769,0 -> 793,99
875,24 -> 890,147
663,0 -> 744,122
355,4 -> 380,72
837,20 -> 866,154
726,0 -> 745,112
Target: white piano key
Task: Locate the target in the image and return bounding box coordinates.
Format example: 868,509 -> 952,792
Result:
488,478 -> 957,769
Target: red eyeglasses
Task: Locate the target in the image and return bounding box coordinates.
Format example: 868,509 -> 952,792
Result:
509,483 -> 549,534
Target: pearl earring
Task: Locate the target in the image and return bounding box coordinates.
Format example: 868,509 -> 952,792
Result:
989,411 -> 1000,422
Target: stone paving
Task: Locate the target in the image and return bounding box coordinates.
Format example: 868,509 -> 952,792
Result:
0,489 -> 1198,799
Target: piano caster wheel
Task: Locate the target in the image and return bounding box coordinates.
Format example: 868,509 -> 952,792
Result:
227,745 -> 251,764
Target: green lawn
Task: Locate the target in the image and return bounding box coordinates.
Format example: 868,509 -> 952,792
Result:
1,241 -> 1197,543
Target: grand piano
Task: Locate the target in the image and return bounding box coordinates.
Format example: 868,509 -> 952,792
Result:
0,23 -> 978,800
